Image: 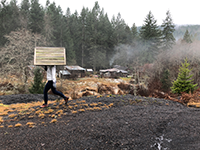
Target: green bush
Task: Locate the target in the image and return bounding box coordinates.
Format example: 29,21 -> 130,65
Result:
171,58 -> 197,94
29,67 -> 45,94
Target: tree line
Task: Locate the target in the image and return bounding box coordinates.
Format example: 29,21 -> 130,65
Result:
0,0 -> 192,72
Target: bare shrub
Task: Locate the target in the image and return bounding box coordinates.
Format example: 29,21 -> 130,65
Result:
0,28 -> 46,92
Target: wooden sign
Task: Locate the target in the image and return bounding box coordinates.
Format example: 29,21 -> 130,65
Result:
34,47 -> 66,65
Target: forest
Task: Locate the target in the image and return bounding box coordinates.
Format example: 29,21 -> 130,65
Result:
1,0 -> 200,94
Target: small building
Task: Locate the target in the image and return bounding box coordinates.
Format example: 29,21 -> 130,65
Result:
100,68 -> 128,78
64,66 -> 86,78
86,69 -> 93,72
59,70 -> 71,79
86,69 -> 94,77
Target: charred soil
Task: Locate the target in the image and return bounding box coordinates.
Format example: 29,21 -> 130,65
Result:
0,94 -> 200,150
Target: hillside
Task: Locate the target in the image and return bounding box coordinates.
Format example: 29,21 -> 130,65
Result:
1,94 -> 200,149
174,25 -> 200,41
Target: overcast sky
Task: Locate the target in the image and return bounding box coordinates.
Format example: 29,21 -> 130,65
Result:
16,0 -> 200,27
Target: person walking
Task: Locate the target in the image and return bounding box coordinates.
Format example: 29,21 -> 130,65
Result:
40,65 -> 69,108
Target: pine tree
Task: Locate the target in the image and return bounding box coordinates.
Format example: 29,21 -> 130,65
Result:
86,1 -> 106,71
99,13 -> 114,67
182,29 -> 192,43
139,11 -> 162,63
171,58 -> 197,94
69,11 -> 80,64
29,0 -> 44,33
161,10 -> 175,50
0,0 -> 21,46
63,8 -> 76,65
111,13 -> 128,44
79,7 -> 88,67
20,0 -> 30,29
131,23 -> 138,40
29,67 -> 45,94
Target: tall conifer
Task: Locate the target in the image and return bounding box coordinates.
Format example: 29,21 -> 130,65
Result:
29,0 -> 44,33
182,29 -> 192,43
161,10 -> 175,50
139,11 -> 161,63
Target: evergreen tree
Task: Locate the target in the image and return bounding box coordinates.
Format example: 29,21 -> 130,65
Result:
161,10 -> 175,50
70,11 -> 80,64
63,8 -> 76,65
0,0 -> 21,46
44,2 -> 64,46
124,25 -> 132,44
53,5 -> 64,46
29,67 -> 45,94
99,12 -> 114,68
111,13 -> 129,44
171,58 -> 197,94
9,0 -> 21,29
139,11 -> 162,63
20,0 -> 30,29
42,0 -> 54,46
29,0 -> 44,33
182,29 -> 192,43
79,7 -> 88,67
43,12 -> 54,46
85,2 -> 107,71
0,0 -> 11,46
131,23 -> 138,40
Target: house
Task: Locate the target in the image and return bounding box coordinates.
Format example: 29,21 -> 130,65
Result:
86,69 -> 94,77
64,66 -> 86,78
100,68 -> 128,78
58,70 -> 71,79
86,69 -> 93,72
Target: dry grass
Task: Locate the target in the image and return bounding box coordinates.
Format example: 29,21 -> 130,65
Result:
8,114 -> 17,118
0,74 -> 131,101
0,95 -> 115,128
8,125 -> 13,128
15,123 -> 22,127
0,75 -> 138,129
50,119 -> 57,123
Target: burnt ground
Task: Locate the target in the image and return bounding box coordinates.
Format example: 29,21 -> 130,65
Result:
0,94 -> 200,150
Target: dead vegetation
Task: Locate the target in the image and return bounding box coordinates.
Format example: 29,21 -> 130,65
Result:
1,74 -> 200,106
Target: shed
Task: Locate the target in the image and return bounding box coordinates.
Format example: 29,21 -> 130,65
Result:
64,66 -> 86,78
100,68 -> 128,78
59,70 -> 71,79
86,69 -> 93,72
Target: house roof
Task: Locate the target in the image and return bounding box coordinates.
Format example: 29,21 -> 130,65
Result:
59,70 -> 71,75
100,68 -> 128,74
64,65 -> 86,71
86,69 -> 93,72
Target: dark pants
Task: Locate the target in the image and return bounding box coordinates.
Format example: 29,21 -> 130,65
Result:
44,80 -> 66,104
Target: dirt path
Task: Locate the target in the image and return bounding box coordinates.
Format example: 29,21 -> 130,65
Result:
0,94 -> 200,150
